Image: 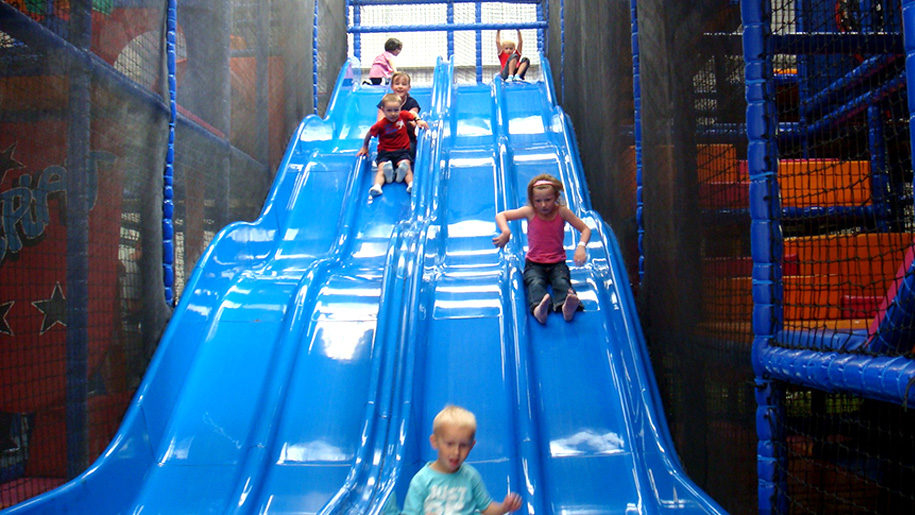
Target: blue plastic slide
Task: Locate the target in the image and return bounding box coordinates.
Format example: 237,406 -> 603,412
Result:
4,58 -> 725,514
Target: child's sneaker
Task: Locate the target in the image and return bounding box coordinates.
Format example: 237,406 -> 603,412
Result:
406,182 -> 413,194
533,294 -> 551,324
382,162 -> 394,183
562,292 -> 580,322
395,161 -> 410,182
369,185 -> 383,197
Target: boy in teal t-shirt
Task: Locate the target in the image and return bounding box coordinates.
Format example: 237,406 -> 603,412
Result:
401,405 -> 522,515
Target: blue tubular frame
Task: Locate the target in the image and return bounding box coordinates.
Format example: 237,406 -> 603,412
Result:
164,0 -> 178,304
742,1 -> 787,513
351,0 -> 539,5
314,0 -> 320,114
475,3 -> 483,83
345,0 -> 548,83
629,0 -> 644,284
348,21 -> 547,33
776,7 -> 904,228
747,1 -> 915,513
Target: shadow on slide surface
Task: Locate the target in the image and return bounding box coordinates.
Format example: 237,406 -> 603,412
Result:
4,58 -> 725,514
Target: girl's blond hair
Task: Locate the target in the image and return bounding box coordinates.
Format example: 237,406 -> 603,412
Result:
432,405 -> 477,436
526,173 -> 565,206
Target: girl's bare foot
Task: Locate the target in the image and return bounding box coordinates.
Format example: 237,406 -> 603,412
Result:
533,294 -> 551,324
562,292 -> 580,321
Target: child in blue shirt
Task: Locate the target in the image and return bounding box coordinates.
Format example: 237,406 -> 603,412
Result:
402,405 -> 522,515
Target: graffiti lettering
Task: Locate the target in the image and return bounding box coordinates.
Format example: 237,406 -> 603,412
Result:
0,150 -> 115,265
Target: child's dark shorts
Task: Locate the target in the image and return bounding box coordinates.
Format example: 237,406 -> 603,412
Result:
376,148 -> 412,166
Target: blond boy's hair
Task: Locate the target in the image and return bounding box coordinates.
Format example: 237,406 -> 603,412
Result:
381,93 -> 402,107
433,405 -> 477,436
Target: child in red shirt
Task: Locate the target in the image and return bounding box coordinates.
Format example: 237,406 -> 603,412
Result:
357,93 -> 428,196
496,29 -> 530,81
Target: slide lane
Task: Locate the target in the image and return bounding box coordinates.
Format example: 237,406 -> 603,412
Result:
403,79 -> 528,508
375,76 -> 547,513
314,58 -> 455,515
500,75 -> 726,512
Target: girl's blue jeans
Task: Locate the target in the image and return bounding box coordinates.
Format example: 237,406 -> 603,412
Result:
523,259 -> 574,313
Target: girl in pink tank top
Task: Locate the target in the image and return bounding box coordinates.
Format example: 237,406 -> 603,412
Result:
493,174 -> 592,323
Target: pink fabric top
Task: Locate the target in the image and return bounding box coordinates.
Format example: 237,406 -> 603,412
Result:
369,51 -> 395,78
526,212 -> 566,264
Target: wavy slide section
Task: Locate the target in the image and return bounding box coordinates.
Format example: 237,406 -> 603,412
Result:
6,57 -> 724,514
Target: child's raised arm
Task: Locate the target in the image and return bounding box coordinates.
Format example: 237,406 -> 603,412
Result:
495,29 -> 503,51
516,29 -> 523,54
560,206 -> 591,266
493,206 -> 532,248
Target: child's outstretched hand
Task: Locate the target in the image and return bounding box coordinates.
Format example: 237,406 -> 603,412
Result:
573,243 -> 588,266
500,492 -> 522,513
416,119 -> 429,130
492,231 -> 511,248
356,146 -> 369,156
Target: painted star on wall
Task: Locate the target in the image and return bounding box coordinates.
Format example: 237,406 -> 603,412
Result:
0,301 -> 12,336
0,143 -> 25,175
32,283 -> 67,334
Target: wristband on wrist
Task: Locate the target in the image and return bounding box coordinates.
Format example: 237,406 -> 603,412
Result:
577,242 -> 587,247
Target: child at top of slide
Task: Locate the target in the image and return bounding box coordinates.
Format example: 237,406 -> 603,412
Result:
496,29 -> 530,81
368,37 -> 402,85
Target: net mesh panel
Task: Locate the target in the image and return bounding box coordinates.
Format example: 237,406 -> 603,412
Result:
772,0 -> 914,359
765,0 -> 915,512
318,0 -> 348,115
0,0 -> 343,506
349,1 -> 540,85
782,389 -> 915,513
0,2 -> 169,505
632,0 -> 758,512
